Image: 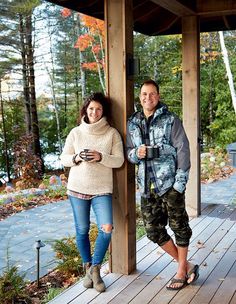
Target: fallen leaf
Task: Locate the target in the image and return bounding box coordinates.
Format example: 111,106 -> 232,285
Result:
103,268 -> 109,274
196,240 -> 205,248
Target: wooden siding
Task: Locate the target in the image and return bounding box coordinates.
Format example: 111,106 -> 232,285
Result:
49,203 -> 236,304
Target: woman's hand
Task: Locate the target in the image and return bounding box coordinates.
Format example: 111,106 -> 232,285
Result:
80,149 -> 102,162
87,150 -> 102,162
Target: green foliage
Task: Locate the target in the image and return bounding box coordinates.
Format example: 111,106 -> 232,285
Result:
51,236 -> 82,276
200,32 -> 236,149
136,205 -> 146,239
40,174 -> 67,199
209,103 -> 236,147
136,221 -> 146,240
134,33 -> 182,115
11,0 -> 40,14
42,287 -> 64,303
0,265 -> 28,304
231,193 -> 236,205
0,98 -> 25,178
46,186 -> 67,199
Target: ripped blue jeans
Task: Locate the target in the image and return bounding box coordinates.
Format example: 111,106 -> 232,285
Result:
69,194 -> 113,265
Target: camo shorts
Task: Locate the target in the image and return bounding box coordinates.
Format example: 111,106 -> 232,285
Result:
141,187 -> 192,247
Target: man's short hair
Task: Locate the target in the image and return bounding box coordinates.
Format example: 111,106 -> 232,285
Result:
140,79 -> 159,93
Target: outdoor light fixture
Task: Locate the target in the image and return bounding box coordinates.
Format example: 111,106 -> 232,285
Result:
127,53 -> 140,79
34,239 -> 46,287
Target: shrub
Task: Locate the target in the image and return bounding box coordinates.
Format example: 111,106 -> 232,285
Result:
201,147 -> 233,182
136,205 -> 146,239
51,236 -> 82,276
13,134 -> 42,189
51,224 -> 98,276
42,287 -> 64,303
0,265 -> 29,304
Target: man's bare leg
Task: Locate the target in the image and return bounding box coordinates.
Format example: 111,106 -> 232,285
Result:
161,238 -> 195,288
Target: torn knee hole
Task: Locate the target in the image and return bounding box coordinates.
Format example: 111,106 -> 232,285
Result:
101,224 -> 113,233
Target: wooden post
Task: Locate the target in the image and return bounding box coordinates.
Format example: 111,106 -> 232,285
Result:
104,0 -> 136,274
182,16 -> 201,216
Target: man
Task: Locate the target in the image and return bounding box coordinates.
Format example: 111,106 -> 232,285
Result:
127,79 -> 199,290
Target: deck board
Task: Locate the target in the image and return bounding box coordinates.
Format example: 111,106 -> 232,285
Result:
49,204 -> 236,304
229,290 -> 236,304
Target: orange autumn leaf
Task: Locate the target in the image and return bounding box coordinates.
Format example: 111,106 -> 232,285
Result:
62,275 -> 77,288
92,44 -> 101,54
61,8 -> 72,18
82,62 -> 98,71
80,14 -> 104,35
74,34 -> 94,50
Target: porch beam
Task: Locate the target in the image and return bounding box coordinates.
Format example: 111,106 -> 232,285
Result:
151,0 -> 195,16
197,0 -> 236,17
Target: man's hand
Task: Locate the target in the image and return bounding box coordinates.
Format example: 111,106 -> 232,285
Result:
137,144 -> 146,159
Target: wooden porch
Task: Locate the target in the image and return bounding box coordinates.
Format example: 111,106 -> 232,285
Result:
49,203 -> 236,304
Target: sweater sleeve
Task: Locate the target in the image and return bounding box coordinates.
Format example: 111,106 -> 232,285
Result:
60,130 -> 83,167
171,116 -> 191,193
99,130 -> 124,168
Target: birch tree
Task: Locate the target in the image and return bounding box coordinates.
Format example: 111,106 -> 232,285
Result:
219,31 -> 236,114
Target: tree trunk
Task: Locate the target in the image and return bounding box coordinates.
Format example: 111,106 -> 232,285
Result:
19,14 -> 31,134
46,18 -> 63,153
219,31 -> 236,114
63,48 -> 68,128
0,81 -> 11,182
26,15 -> 43,164
19,12 -> 44,174
77,14 -> 86,102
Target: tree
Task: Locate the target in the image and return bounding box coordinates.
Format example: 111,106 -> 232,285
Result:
0,77 -> 11,181
62,9 -> 106,93
200,32 -> 236,149
134,33 -> 182,115
0,0 -> 44,174
219,31 -> 236,114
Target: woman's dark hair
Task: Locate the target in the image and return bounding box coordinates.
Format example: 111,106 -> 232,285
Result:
140,79 -> 159,93
78,92 -> 111,124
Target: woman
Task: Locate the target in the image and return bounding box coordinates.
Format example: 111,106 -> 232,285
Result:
60,92 -> 124,292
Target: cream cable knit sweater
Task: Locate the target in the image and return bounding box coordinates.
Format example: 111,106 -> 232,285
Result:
60,117 -> 124,195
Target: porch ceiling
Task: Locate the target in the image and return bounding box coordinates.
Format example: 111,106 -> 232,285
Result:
46,0 -> 236,35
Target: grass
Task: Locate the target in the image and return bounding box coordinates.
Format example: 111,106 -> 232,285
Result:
230,193 -> 236,205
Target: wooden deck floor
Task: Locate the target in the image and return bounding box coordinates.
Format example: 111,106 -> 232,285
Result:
49,203 -> 236,304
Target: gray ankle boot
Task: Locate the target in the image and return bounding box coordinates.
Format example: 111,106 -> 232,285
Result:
83,263 -> 93,288
91,264 -> 106,292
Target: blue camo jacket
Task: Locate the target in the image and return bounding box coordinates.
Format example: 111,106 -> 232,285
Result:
126,103 -> 191,196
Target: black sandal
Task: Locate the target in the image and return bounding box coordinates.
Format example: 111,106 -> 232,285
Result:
166,277 -> 187,290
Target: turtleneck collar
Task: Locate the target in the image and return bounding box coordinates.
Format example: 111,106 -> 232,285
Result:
79,116 -> 110,135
